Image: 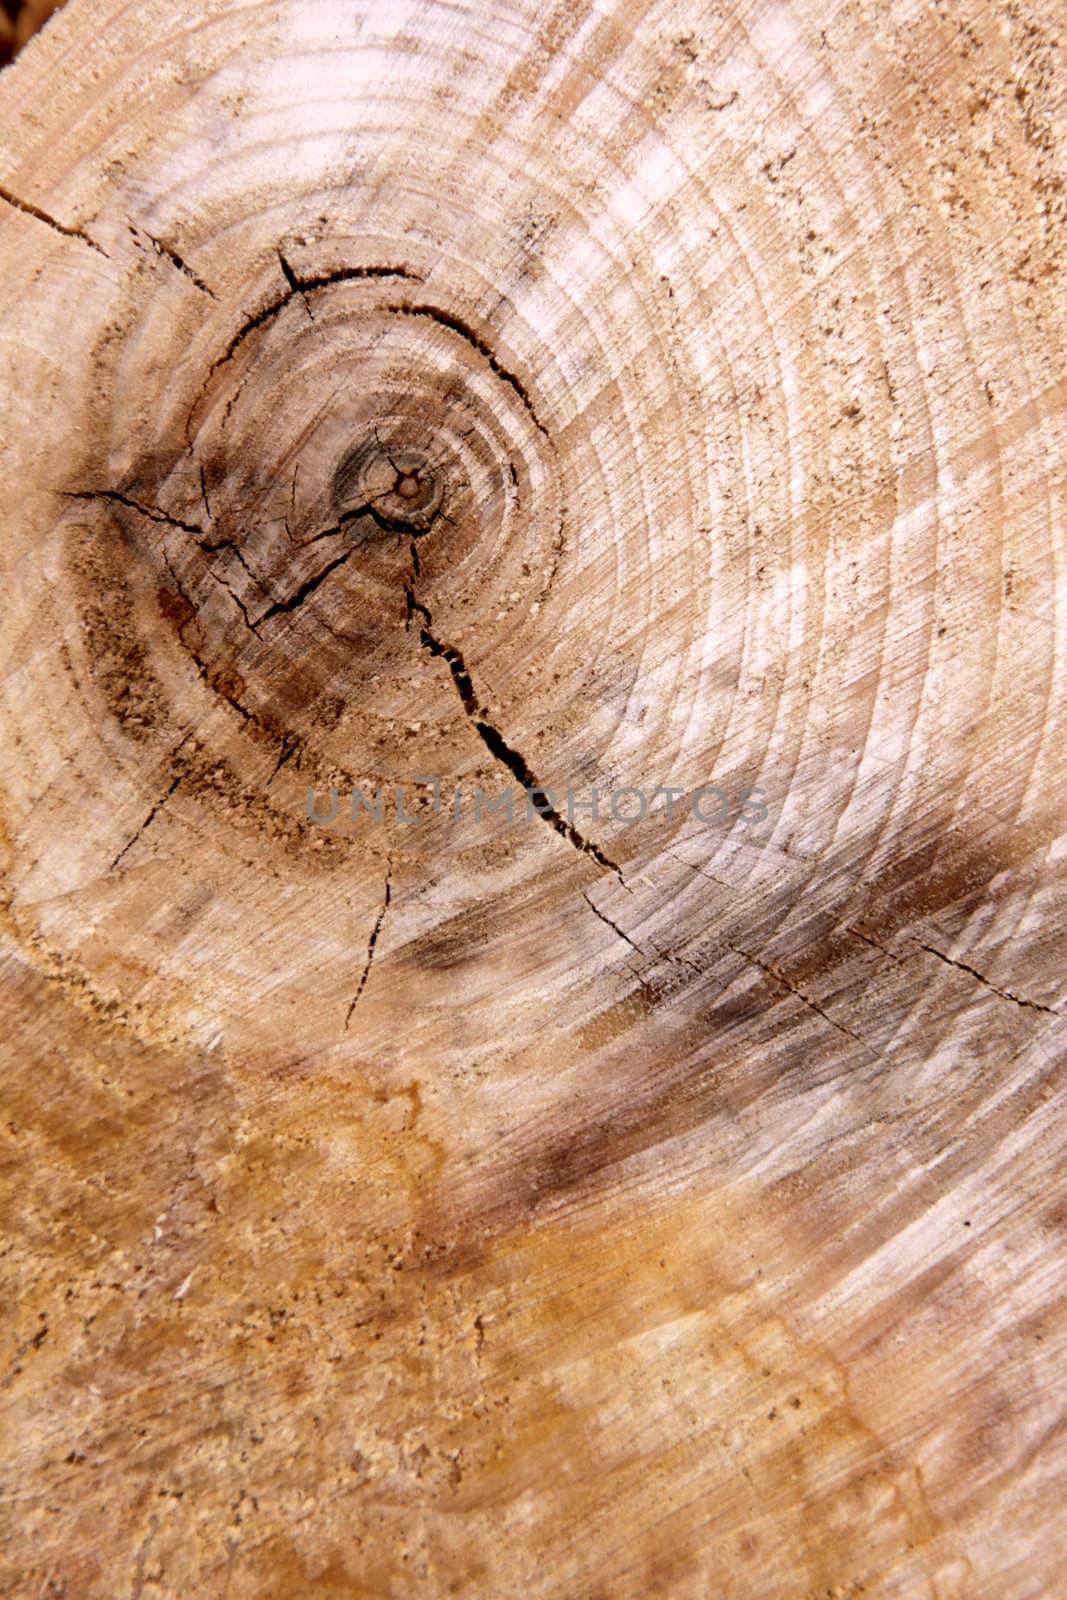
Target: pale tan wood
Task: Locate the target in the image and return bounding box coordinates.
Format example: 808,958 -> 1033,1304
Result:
0,0 -> 64,65
1,0 -> 1065,1595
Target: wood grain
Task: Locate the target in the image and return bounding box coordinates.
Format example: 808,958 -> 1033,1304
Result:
0,0 -> 1065,1595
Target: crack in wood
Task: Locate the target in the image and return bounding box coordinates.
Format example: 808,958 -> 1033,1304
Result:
128,222 -> 217,297
728,943 -> 866,1046
207,260 -> 422,384
0,182 -> 110,256
109,765 -> 185,872
385,303 -> 549,438
411,592 -> 620,876
345,865 -> 392,1028
68,488 -> 205,536
582,890 -> 643,954
918,942 -> 1061,1017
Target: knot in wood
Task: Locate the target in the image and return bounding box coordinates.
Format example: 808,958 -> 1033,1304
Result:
335,439 -> 442,534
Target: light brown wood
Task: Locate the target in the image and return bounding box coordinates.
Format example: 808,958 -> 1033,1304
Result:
0,0 -> 65,66
1,0 -> 1065,1595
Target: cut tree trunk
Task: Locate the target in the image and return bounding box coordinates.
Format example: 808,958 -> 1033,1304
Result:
0,1 -> 1065,1596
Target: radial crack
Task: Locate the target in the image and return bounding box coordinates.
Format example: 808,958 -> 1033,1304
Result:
918,943 -> 1061,1017
582,892 -> 644,955
110,773 -> 183,872
253,543 -> 359,628
729,944 -> 864,1045
163,555 -> 254,724
0,184 -> 109,257
131,225 -> 217,297
278,250 -> 314,319
207,567 -> 260,635
584,891 -> 700,978
266,739 -> 300,785
413,601 -> 620,875
345,867 -> 392,1028
68,489 -> 206,537
845,924 -> 904,964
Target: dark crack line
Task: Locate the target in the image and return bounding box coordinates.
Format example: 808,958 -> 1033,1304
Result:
404,577 -> 431,630
207,294 -> 297,382
373,425 -> 402,471
72,488 -> 265,635
163,555 -> 253,724
294,264 -> 423,291
371,425 -> 458,495
582,892 -> 644,955
413,605 -> 620,875
729,944 -> 864,1045
666,850 -> 733,891
198,536 -> 261,587
583,892 -> 700,978
845,924 -> 904,964
72,483 -> 382,633
68,489 -> 206,537
345,866 -> 392,1028
648,937 -> 703,977
470,715 -> 620,873
295,507 -> 374,550
282,492 -> 424,557
92,472 -> 370,641
208,262 -> 422,382
131,224 -> 217,298
266,739 -> 300,785
386,304 -> 548,438
0,184 -> 109,257
253,542 -> 359,628
918,943 -> 1061,1017
207,567 -> 261,635
110,771 -> 184,872
279,249 -> 314,320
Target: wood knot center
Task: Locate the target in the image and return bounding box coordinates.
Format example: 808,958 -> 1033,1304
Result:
334,440 -> 442,533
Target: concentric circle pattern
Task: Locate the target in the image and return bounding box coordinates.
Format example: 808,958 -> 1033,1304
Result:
0,0 -> 1065,1595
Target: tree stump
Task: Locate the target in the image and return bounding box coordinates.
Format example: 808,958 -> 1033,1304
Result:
1,0 -> 1065,1595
